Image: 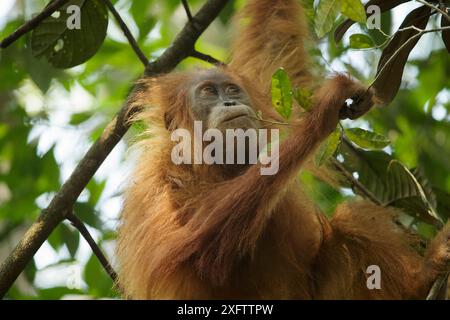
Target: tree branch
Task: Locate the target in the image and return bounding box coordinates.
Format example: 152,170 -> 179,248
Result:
144,0 -> 228,76
66,212 -> 117,282
191,50 -> 224,66
0,0 -> 229,299
182,0 -> 193,21
0,0 -> 69,49
100,0 -> 148,66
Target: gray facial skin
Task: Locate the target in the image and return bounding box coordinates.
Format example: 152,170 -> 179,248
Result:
189,70 -> 259,131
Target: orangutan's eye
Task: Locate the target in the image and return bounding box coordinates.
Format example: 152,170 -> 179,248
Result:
226,84 -> 241,95
200,85 -> 218,96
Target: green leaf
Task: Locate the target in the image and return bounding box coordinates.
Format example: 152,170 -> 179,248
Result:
345,128 -> 390,149
38,287 -> 84,300
416,221 -> 437,240
61,223 -> 80,258
24,258 -> 37,284
84,253 -> 115,297
219,0 -> 236,25
340,0 -> 366,23
70,112 -> 92,125
338,145 -> 401,204
271,68 -> 293,119
434,188 -> 450,221
304,0 -> 316,26
316,129 -> 341,166
87,179 -> 106,206
412,168 -> 437,210
130,1 -> 156,41
48,225 -> 64,251
24,50 -> 64,93
349,34 -> 374,49
338,144 -> 442,226
368,10 -> 392,46
386,160 -> 442,225
293,87 -> 313,111
314,0 -> 341,38
373,5 -> 431,104
74,202 -> 102,229
48,224 -> 79,257
31,0 -> 108,68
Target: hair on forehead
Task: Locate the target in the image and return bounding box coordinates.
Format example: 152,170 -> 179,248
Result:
189,67 -> 240,85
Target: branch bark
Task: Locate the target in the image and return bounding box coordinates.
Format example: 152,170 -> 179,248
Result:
144,0 -> 227,76
191,50 -> 224,66
0,0 -> 228,298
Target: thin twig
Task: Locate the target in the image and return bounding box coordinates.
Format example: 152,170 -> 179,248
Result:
249,116 -> 292,127
182,0 -> 193,21
416,0 -> 450,23
333,133 -> 382,205
317,51 -> 337,73
352,1 -> 450,54
66,212 -> 117,282
144,0 -> 228,76
331,158 -> 383,205
100,0 -> 148,66
376,28 -> 391,39
368,26 -> 450,90
191,50 -> 224,66
350,29 -> 393,52
0,0 -> 69,48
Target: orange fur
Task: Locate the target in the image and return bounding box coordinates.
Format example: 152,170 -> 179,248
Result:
116,0 -> 450,299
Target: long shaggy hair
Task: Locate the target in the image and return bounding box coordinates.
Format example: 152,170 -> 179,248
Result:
116,0 -> 450,299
